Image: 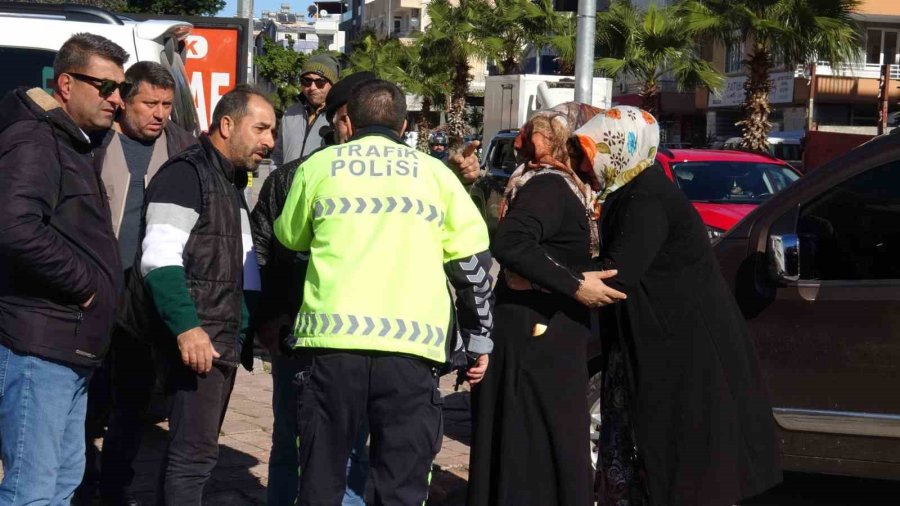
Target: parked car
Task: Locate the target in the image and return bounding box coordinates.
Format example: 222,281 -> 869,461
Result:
657,148 -> 801,240
723,134 -> 805,172
0,1 -> 199,133
471,136 -> 802,241
708,129 -> 900,479
468,129 -> 519,236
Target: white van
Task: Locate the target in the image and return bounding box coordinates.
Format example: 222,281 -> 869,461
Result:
723,134 -> 804,171
0,2 -> 198,133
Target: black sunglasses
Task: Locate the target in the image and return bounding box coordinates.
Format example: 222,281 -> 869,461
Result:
66,72 -> 128,98
300,76 -> 330,89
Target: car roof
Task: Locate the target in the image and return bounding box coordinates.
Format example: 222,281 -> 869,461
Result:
659,148 -> 788,165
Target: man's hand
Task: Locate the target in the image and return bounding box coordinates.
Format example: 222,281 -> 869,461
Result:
467,354 -> 489,385
177,327 -> 220,374
574,270 -> 627,307
80,294 -> 95,310
448,140 -> 481,184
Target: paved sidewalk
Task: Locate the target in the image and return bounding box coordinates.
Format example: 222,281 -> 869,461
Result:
120,362 -> 473,505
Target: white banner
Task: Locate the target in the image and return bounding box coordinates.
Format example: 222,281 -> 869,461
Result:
709,72 -> 795,108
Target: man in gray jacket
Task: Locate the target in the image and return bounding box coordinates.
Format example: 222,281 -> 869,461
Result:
270,54 -> 338,166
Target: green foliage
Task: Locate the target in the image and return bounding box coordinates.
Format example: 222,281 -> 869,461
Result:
596,0 -> 724,113
480,0 -> 558,74
125,0 -> 225,15
255,36 -> 307,116
16,0 -> 224,16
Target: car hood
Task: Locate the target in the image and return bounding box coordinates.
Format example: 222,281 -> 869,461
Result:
691,202 -> 757,231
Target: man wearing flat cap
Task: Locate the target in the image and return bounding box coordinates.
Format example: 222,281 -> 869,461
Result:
270,54 -> 339,167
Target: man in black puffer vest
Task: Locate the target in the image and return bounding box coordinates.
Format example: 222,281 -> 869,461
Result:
119,85 -> 275,504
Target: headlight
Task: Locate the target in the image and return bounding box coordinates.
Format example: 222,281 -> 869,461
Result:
707,226 -> 725,241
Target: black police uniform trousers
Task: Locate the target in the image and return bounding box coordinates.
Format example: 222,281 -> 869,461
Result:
296,351 -> 443,506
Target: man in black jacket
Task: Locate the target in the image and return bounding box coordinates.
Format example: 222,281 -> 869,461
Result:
0,33 -> 128,505
121,85 -> 274,504
76,61 -> 198,506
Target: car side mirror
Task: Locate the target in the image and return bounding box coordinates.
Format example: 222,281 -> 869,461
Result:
769,234 -> 800,283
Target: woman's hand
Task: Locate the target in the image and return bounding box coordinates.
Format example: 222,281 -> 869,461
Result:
575,270 -> 627,307
467,354 -> 490,385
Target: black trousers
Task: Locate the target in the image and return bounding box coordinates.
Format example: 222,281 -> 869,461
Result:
296,351 -> 443,506
156,362 -> 236,505
99,330 -> 157,500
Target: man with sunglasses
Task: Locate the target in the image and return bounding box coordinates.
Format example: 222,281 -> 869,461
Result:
270,54 -> 339,167
0,33 -> 129,504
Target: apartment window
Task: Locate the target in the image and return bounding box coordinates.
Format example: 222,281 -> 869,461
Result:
866,29 -> 900,66
394,16 -> 402,34
725,40 -> 743,73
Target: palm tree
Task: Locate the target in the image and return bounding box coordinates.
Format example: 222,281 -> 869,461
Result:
595,0 -> 724,115
407,38 -> 453,152
345,29 -> 413,85
479,0 -> 558,75
682,0 -> 860,151
545,6 -> 577,75
421,0 -> 491,150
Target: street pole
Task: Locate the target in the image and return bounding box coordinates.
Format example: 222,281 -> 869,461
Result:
574,0 -> 596,104
238,0 -> 254,84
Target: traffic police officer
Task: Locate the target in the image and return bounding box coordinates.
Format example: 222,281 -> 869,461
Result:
274,80 -> 493,505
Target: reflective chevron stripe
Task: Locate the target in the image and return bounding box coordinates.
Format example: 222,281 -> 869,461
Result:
294,312 -> 447,348
312,197 -> 444,224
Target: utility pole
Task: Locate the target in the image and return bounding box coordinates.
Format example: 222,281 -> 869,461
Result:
238,0 -> 255,84
877,63 -> 890,136
574,0 -> 596,103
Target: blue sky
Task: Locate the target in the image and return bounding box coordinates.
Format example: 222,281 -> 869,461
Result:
221,0 -> 315,17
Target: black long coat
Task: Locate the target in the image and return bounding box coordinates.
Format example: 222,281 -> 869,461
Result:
598,165 -> 782,506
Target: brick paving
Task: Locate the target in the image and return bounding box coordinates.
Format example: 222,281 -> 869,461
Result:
115,360 -> 472,505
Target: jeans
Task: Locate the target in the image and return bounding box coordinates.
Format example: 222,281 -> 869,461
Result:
267,354 -> 369,506
157,362 -> 236,505
0,342 -> 92,505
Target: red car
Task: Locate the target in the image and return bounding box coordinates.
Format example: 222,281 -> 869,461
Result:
655,149 -> 801,240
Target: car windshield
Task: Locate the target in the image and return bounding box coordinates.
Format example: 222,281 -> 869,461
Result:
672,161 -> 800,204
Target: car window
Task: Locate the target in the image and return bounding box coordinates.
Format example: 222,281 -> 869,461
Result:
0,47 -> 57,96
671,162 -> 799,204
772,143 -> 802,162
489,138 -> 517,173
798,160 -> 900,281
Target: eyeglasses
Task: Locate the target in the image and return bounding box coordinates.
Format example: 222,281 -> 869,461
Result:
300,76 -> 330,89
66,72 -> 128,98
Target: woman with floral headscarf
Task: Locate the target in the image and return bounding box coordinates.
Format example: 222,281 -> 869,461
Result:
467,103 -> 626,506
576,106 -> 782,505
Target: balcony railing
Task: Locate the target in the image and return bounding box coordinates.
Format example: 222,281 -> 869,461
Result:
814,62 -> 900,80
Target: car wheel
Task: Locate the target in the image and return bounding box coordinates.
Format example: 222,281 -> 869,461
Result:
587,369 -> 602,472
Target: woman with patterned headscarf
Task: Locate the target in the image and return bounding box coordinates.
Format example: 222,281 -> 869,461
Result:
467,103 -> 626,506
576,106 -> 782,505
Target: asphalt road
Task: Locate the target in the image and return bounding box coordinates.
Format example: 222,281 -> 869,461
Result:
740,472 -> 900,505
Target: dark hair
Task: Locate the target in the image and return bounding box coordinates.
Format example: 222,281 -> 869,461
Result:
123,61 -> 175,101
346,80 -> 406,132
53,33 -> 129,80
209,84 -> 274,133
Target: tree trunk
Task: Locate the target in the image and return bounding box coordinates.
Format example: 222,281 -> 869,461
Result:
448,58 -> 471,151
738,44 -> 773,152
501,55 -> 519,75
556,57 -> 575,76
416,96 -> 433,153
639,81 -> 659,115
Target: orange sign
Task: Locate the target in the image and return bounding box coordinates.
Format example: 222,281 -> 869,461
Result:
184,27 -> 240,132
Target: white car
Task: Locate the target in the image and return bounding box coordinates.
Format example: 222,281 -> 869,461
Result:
0,2 -> 198,133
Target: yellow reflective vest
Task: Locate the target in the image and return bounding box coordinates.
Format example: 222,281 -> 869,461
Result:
274,133 -> 489,363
